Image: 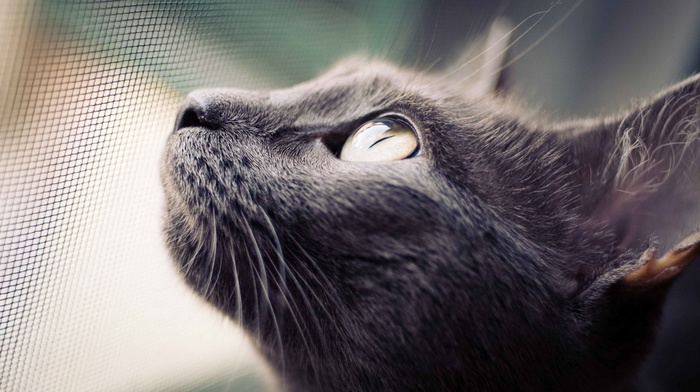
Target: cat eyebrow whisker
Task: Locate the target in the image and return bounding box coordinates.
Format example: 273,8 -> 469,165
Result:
476,0 -> 584,88
430,5 -> 554,88
447,10 -> 547,82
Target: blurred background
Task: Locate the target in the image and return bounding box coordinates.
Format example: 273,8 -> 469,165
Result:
1,0 -> 699,391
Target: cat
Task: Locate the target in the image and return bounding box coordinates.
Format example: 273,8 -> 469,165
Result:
160,23 -> 700,391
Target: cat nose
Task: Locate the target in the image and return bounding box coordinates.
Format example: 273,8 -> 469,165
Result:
175,94 -> 217,131
174,88 -> 270,133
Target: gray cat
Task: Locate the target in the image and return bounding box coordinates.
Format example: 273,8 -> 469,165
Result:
161,27 -> 700,391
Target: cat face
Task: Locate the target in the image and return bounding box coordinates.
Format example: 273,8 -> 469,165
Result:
162,53 -> 700,391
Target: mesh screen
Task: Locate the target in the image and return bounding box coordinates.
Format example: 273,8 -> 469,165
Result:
0,1 -> 419,390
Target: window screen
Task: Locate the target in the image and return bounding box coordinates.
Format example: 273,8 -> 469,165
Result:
0,1 -> 420,390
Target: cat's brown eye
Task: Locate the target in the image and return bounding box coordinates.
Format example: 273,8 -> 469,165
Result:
339,117 -> 419,162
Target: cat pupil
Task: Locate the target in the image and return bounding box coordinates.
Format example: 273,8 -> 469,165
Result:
368,135 -> 395,148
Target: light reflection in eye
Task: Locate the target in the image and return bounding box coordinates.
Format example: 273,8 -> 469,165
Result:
339,117 -> 418,162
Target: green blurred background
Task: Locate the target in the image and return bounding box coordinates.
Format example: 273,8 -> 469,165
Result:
40,0 -> 700,116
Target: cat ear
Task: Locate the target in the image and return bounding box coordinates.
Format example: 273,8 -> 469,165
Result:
564,75 -> 700,290
446,18 -> 513,96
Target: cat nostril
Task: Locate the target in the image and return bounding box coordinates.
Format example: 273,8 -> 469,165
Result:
175,98 -> 216,131
177,108 -> 204,129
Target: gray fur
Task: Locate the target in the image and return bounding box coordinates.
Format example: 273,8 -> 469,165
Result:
161,53 -> 700,391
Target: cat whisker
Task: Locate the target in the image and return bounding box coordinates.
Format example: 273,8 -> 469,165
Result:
287,236 -> 342,309
246,242 -> 286,381
278,231 -> 348,356
430,4 -> 556,88
262,246 -> 323,386
473,0 -> 585,88
416,3 -> 441,70
255,211 -> 322,380
285,253 -> 337,327
258,210 -> 288,297
284,259 -> 340,359
226,234 -> 243,323
287,243 -> 357,374
242,219 -> 286,375
179,230 -> 204,277
287,236 -> 346,336
201,217 -> 219,300
246,246 -> 262,347
242,218 -> 271,318
255,207 -> 325,384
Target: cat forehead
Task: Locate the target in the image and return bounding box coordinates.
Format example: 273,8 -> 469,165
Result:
272,64 -> 397,103
267,60 -> 461,125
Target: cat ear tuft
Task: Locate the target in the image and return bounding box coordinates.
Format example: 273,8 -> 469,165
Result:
623,232 -> 700,290
446,18 -> 513,96
563,75 -> 700,255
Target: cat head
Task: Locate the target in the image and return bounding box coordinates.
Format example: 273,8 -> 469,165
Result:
161,25 -> 700,391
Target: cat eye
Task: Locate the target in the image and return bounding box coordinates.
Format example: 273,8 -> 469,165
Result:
339,117 -> 419,162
